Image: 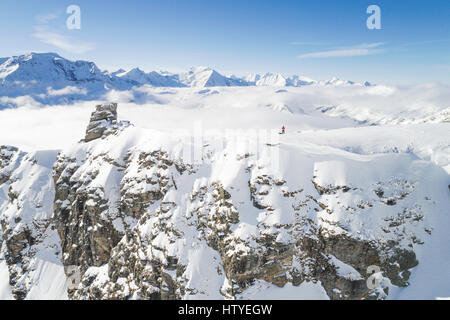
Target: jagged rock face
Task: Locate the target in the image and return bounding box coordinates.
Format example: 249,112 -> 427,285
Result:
50,111 -> 441,301
53,104 -> 134,289
54,145 -> 196,299
85,103 -> 119,142
2,103 -> 444,300
53,153 -> 127,275
0,147 -> 66,300
119,150 -> 192,219
0,146 -> 20,185
68,154 -> 427,300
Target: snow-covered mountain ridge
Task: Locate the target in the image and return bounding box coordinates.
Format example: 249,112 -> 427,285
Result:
1,53 -> 448,129
0,103 -> 449,300
0,52 -> 373,108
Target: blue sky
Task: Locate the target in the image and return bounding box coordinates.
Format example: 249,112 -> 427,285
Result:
0,0 -> 449,84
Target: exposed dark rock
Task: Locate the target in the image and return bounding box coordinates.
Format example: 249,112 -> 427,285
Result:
84,103 -> 118,142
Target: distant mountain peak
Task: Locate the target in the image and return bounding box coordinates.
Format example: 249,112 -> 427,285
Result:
0,52 -> 376,108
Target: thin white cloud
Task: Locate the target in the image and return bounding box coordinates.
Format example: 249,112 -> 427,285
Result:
297,48 -> 377,58
289,41 -> 328,46
33,12 -> 94,54
354,42 -> 385,49
47,86 -> 88,96
297,43 -> 385,59
35,13 -> 59,25
33,26 -> 94,54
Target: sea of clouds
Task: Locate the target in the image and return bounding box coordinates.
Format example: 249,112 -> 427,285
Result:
0,83 -> 449,152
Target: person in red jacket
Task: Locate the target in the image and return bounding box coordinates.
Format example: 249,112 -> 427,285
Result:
281,125 -> 286,134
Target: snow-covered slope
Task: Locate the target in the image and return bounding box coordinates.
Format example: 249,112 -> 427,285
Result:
0,101 -> 448,300
0,52 -> 136,107
245,73 -> 316,87
255,73 -> 288,87
115,66 -> 250,88
0,53 -> 104,83
0,146 -> 67,300
53,105 -> 450,300
117,68 -> 183,87
177,66 -> 247,87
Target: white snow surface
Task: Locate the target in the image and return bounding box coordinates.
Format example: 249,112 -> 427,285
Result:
0,258 -> 13,300
237,280 -> 329,300
46,114 -> 448,300
0,53 -> 448,300
0,149 -> 68,300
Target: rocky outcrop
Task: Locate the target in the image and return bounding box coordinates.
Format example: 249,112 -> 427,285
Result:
59,147 -> 195,299
53,103 -> 136,290
84,103 -> 127,142
53,107 -> 189,298
0,146 -> 21,185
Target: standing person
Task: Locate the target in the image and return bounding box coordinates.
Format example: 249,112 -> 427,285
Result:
281,125 -> 286,134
